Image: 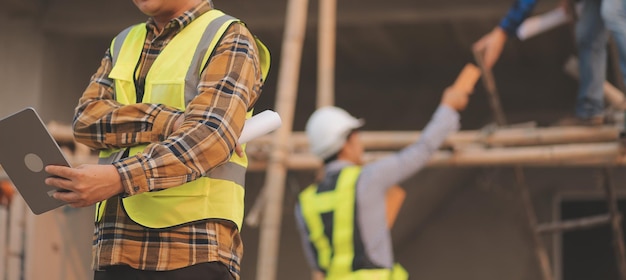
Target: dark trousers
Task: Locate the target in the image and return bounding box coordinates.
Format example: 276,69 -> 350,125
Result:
94,262 -> 234,280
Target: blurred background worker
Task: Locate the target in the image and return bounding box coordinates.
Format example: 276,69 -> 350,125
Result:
473,0 -> 626,125
293,66 -> 477,280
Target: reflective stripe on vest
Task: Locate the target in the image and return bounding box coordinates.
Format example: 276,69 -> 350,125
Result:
298,166 -> 408,280
95,9 -> 270,230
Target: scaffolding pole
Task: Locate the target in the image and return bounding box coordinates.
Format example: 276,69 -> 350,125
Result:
317,0 -> 336,108
255,0 -> 309,279
602,167 -> 626,280
475,47 -> 553,280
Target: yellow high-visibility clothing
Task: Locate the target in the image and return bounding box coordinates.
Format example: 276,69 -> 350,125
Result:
298,166 -> 408,280
95,9 -> 270,230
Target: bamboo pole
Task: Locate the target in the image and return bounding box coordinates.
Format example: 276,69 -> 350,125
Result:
474,49 -> 507,125
317,0 -> 336,108
310,3 -> 335,276
2,141 -> 625,182
602,168 -> 626,280
515,169 -> 554,280
6,195 -> 26,280
255,0 -> 309,279
45,121 -> 620,153
476,46 -> 557,280
0,201 -> 7,280
246,142 -> 626,170
428,142 -> 621,166
248,126 -> 619,152
536,214 -> 611,234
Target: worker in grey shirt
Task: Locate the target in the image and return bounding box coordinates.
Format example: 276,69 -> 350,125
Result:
294,74 -> 475,280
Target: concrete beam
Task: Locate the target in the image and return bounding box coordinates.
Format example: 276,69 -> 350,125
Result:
0,0 -> 44,17
39,1 -> 555,36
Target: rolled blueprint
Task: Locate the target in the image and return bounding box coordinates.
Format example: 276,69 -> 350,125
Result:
239,110 -> 282,144
517,4 -> 580,41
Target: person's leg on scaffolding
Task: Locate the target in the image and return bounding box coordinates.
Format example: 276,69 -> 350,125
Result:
601,0 -> 626,87
575,0 -> 610,121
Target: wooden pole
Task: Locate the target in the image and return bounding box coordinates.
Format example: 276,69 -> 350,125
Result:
6,195 -> 26,280
246,142 -> 626,170
45,121 -> 621,154
515,168 -> 554,280
255,0 -> 309,278
474,49 -> 507,125
3,142 -> 626,182
475,51 -> 552,280
317,0 -> 336,108
310,3 -> 336,276
248,126 -> 620,152
0,194 -> 7,280
427,142 -> 622,166
602,168 -> 626,280
536,214 -> 611,234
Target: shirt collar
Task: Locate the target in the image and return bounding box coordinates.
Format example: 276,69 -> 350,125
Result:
145,1 -> 213,32
325,160 -> 356,174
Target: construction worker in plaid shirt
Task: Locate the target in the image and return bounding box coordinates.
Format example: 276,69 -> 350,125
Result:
44,0 -> 270,279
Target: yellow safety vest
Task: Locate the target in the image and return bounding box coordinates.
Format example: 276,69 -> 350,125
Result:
298,166 -> 408,280
95,9 -> 270,230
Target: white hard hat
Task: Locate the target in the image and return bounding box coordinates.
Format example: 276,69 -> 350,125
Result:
305,106 -> 364,159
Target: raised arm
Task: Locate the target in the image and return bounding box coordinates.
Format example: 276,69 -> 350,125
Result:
358,64 -> 480,195
472,0 -> 539,69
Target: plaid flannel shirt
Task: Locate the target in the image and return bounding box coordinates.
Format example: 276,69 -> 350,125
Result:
73,1 -> 263,278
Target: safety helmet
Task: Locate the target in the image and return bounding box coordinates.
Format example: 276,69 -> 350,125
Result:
305,106 -> 364,159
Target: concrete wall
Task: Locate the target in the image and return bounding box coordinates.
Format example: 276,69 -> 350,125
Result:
0,13 -> 43,118
24,207 -> 94,280
0,9 -> 96,280
39,33 -> 109,124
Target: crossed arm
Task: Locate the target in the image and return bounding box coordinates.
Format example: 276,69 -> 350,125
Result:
45,23 -> 262,207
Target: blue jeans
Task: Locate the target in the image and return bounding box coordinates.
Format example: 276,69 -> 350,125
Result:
575,0 -> 626,119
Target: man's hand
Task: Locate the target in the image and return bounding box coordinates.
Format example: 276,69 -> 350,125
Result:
45,164 -> 124,208
472,27 -> 508,70
234,144 -> 244,157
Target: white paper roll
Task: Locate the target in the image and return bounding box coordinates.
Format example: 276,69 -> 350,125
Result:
239,110 -> 282,144
517,5 -> 579,41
